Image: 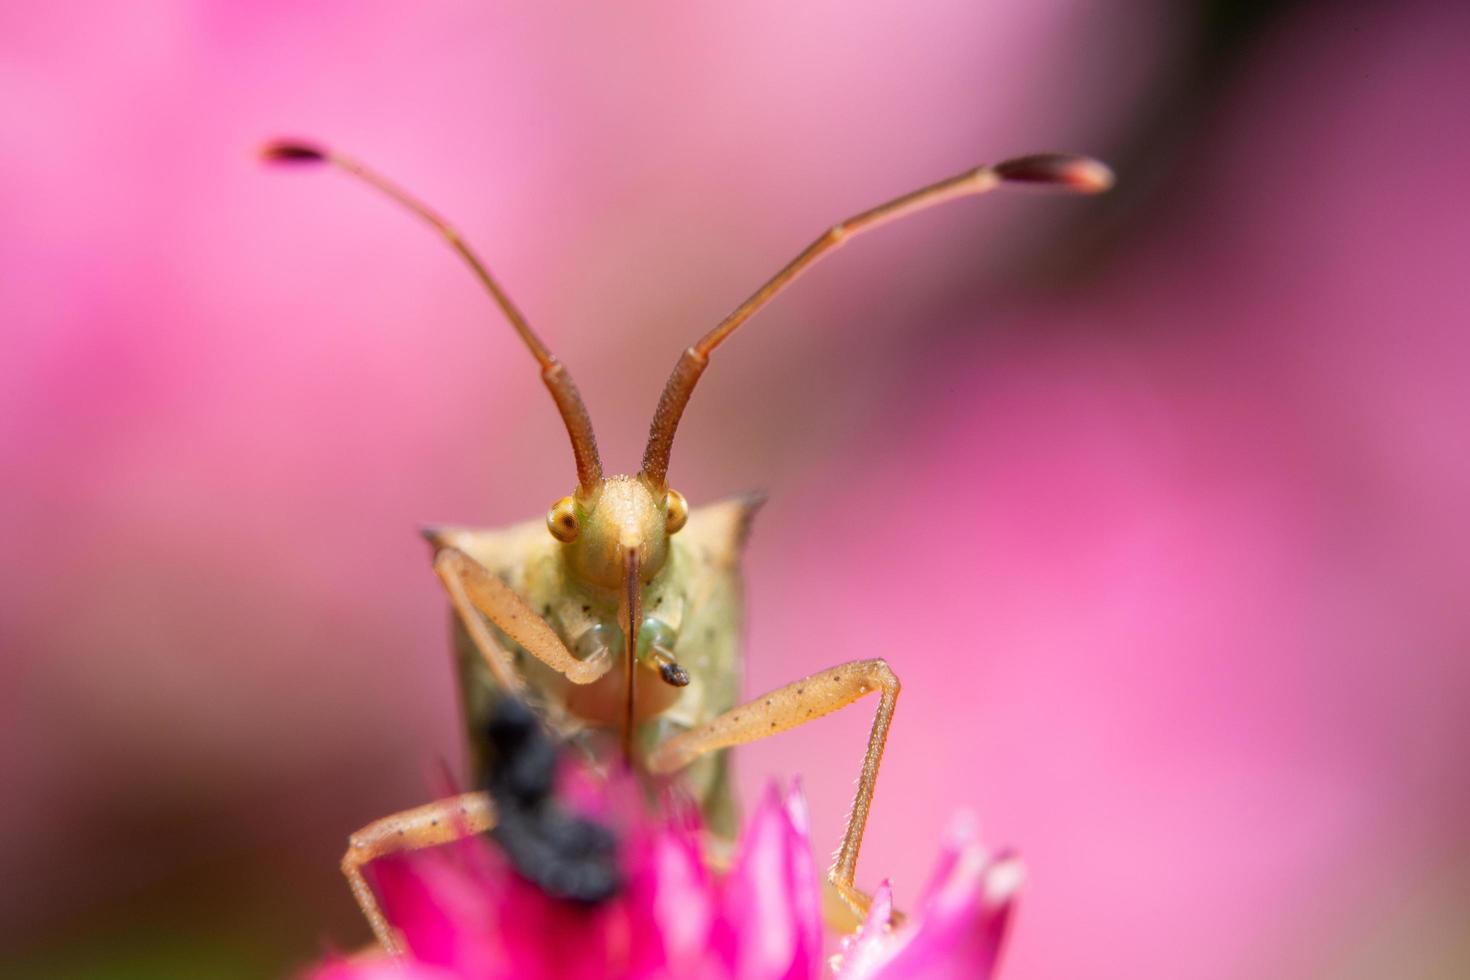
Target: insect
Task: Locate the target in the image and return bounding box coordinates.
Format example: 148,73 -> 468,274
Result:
263,139 -> 1112,951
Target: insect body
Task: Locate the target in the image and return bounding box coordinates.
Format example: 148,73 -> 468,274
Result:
263,140 -> 1112,951
426,485 -> 756,840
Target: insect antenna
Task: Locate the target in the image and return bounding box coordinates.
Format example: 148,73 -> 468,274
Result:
261,140 -> 603,492
639,152 -> 1114,488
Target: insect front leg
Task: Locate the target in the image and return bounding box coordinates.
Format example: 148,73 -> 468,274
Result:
646,658 -> 900,923
341,791 -> 494,954
433,546 -> 614,687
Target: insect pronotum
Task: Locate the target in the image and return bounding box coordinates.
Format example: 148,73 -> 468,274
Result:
263,139 -> 1112,950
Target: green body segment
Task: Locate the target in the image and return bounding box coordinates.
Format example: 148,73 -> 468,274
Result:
431,494 -> 761,840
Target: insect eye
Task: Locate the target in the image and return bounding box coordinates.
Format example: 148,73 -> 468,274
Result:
547,496 -> 579,543
664,488 -> 689,534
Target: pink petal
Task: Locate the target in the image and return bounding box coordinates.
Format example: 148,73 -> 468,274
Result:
491,863 -> 632,980
305,955 -> 462,980
719,784 -> 822,980
782,783 -> 824,974
625,821 -> 717,977
369,840 -> 508,977
369,832 -> 632,980
835,818 -> 1021,980
834,880 -> 896,980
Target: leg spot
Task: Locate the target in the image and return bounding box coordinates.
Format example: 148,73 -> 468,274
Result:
797,687 -> 804,695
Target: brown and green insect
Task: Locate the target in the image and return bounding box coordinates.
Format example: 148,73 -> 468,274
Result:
263,139 -> 1112,950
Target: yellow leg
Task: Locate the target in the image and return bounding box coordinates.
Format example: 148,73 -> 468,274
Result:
433,547 -> 613,687
648,659 -> 900,919
341,791 -> 494,954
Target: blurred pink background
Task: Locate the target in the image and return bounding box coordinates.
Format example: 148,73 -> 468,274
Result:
3,2 -> 1467,977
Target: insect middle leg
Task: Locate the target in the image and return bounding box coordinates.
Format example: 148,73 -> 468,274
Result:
341,791 -> 495,954
646,658 -> 900,922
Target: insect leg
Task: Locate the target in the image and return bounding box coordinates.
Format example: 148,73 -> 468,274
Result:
646,659 -> 899,922
340,791 -> 494,954
433,546 -> 613,686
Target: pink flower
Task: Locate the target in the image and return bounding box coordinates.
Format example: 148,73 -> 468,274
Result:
833,815 -> 1021,980
309,786 -> 1020,980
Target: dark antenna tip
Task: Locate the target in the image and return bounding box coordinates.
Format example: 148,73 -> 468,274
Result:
993,153 -> 1115,194
260,140 -> 328,165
